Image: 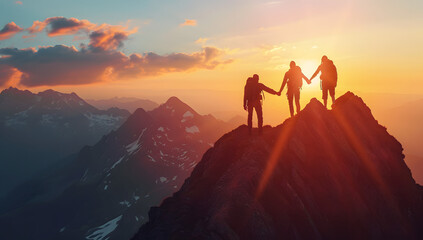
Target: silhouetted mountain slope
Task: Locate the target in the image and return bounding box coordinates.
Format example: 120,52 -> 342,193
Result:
374,98 -> 423,184
135,92 -> 423,240
0,96 -> 234,240
405,155 -> 423,185
0,87 -> 130,197
87,97 -> 159,113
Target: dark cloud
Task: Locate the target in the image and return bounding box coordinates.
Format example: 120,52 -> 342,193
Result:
88,26 -> 136,51
0,17 -> 231,86
120,47 -> 230,77
0,45 -> 232,87
0,22 -> 23,40
27,17 -> 95,36
26,17 -> 136,51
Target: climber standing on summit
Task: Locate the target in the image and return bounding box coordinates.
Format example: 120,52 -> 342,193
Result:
278,61 -> 311,117
243,74 -> 278,135
310,55 -> 338,108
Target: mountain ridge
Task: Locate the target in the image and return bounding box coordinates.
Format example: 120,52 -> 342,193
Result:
0,87 -> 130,197
0,94 -> 237,240
87,96 -> 159,113
134,92 -> 423,240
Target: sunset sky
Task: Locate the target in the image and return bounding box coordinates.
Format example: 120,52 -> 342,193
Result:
1,0 -> 422,124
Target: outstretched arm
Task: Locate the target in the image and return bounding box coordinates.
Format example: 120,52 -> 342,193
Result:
260,83 -> 278,95
278,73 -> 288,94
310,65 -> 321,81
302,72 -> 311,84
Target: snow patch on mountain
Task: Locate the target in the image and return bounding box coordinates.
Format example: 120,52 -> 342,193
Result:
110,156 -> 124,170
147,155 -> 156,162
81,169 -> 89,182
183,111 -> 194,118
185,126 -> 200,134
86,215 -> 122,240
5,117 -> 26,126
119,200 -> 131,207
126,128 -> 147,155
5,108 -> 31,126
181,111 -> 194,122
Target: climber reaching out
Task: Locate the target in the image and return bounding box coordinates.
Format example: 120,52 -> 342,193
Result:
243,74 -> 278,135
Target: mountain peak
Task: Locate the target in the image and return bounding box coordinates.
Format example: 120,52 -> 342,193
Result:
159,96 -> 198,116
39,89 -> 60,95
134,92 -> 423,240
301,97 -> 326,114
37,89 -> 88,106
164,96 -> 185,106
334,91 -> 371,113
0,86 -> 32,96
38,89 -> 69,98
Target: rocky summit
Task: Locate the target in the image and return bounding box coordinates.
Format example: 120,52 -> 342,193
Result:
134,92 -> 423,240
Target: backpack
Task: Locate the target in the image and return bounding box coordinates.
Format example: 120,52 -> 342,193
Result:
244,78 -> 263,103
287,66 -> 303,89
322,60 -> 337,87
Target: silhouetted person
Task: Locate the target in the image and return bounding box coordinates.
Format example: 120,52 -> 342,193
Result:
310,55 -> 338,108
244,74 -> 278,135
278,61 -> 310,117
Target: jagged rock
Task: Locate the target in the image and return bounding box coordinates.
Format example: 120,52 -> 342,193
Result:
0,96 -> 234,240
0,87 -> 130,197
134,92 -> 423,240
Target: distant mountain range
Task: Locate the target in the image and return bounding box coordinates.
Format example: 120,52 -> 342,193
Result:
0,87 -> 130,197
135,92 -> 423,240
0,96 -> 237,240
87,97 -> 159,113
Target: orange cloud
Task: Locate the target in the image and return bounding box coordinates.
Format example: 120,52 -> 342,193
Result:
25,17 -> 137,51
117,47 -> 233,78
1,17 -> 231,87
15,1 -> 22,5
195,37 -> 209,45
88,25 -> 138,51
26,20 -> 46,35
27,17 -> 96,36
0,45 -> 232,87
0,22 -> 23,40
180,19 -> 197,27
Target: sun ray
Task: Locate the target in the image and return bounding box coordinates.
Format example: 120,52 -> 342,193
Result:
256,119 -> 296,199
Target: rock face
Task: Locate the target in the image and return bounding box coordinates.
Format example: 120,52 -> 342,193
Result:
0,96 -> 234,240
134,92 -> 423,240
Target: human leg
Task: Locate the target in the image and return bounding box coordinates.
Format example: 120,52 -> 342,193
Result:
287,90 -> 294,117
256,103 -> 263,134
329,87 -> 335,106
322,85 -> 328,108
247,104 -> 253,134
295,90 -> 301,114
